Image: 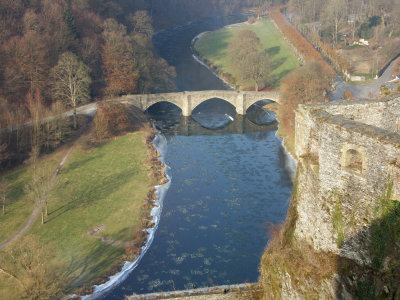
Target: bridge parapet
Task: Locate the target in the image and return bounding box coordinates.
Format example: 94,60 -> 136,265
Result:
119,90 -> 280,116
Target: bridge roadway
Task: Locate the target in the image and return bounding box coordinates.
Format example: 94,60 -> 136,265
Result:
117,90 -> 280,116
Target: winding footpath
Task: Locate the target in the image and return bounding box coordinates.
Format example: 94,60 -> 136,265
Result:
0,145 -> 75,250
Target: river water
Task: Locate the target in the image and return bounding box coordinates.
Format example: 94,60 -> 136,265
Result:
103,15 -> 294,299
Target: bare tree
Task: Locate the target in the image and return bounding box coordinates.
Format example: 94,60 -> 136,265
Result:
0,178 -> 9,215
128,10 -> 154,38
51,51 -> 91,129
228,30 -> 261,68
0,236 -> 65,299
322,0 -> 347,44
228,29 -> 271,90
102,19 -> 138,96
279,60 -> 334,133
347,0 -> 363,43
241,51 -> 272,91
0,143 -> 8,169
26,88 -> 45,156
24,162 -> 53,225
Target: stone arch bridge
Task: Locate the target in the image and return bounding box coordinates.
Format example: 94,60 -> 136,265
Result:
117,90 -> 280,116
0,90 -> 280,134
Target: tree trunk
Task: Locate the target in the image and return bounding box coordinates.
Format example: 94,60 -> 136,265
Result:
41,211 -> 44,225
73,107 -> 77,129
255,81 -> 259,92
2,203 -> 4,215
335,21 -> 339,44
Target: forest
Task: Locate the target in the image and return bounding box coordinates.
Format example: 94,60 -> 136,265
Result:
288,0 -> 400,44
286,0 -> 400,76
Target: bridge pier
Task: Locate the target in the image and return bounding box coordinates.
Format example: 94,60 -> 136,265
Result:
182,94 -> 192,117
235,93 -> 246,115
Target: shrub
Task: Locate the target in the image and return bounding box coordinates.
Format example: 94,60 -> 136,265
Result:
93,102 -> 148,140
343,90 -> 354,100
248,15 -> 256,24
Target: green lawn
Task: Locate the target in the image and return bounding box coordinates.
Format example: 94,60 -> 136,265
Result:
194,17 -> 299,89
0,132 -> 155,295
0,151 -> 64,243
32,133 -> 153,287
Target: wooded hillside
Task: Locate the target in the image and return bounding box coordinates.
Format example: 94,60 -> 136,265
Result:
0,0 -> 177,127
286,0 -> 400,75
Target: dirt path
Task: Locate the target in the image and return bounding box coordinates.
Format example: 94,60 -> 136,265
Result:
0,145 -> 75,250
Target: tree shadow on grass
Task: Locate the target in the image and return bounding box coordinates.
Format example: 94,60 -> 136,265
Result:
61,153 -> 104,175
268,68 -> 293,88
64,223 -> 149,294
196,30 -> 233,62
7,177 -> 29,205
275,68 -> 292,80
65,241 -> 124,292
271,57 -> 287,70
46,168 -> 136,223
265,46 -> 280,57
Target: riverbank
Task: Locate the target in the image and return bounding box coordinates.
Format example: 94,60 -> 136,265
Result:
0,109 -> 169,299
192,17 -> 299,90
77,128 -> 171,299
191,15 -> 300,157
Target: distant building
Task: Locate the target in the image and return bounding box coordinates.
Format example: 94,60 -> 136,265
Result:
347,14 -> 358,23
353,38 -> 369,46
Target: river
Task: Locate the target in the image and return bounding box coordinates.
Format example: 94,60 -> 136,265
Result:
100,15 -> 294,299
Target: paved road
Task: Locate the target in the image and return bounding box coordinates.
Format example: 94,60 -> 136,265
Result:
332,57 -> 399,100
0,103 -> 98,134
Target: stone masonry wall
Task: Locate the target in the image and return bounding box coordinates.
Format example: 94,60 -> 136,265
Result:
294,96 -> 400,265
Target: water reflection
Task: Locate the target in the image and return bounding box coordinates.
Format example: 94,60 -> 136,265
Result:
191,98 -> 236,129
145,100 -> 277,134
159,115 -> 277,136
246,101 -> 277,126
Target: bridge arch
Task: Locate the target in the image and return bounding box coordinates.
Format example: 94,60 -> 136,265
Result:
120,90 -> 280,116
245,99 -> 277,112
144,100 -> 183,114
242,93 -> 280,113
142,94 -> 185,113
191,97 -> 237,115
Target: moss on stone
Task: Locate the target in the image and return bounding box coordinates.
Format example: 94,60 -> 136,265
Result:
333,198 -> 345,248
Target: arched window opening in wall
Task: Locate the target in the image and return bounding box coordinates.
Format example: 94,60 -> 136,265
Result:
344,149 -> 363,173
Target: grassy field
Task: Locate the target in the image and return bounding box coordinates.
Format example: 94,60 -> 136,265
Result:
194,17 -> 299,89
0,151 -> 65,243
0,132 -> 156,297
